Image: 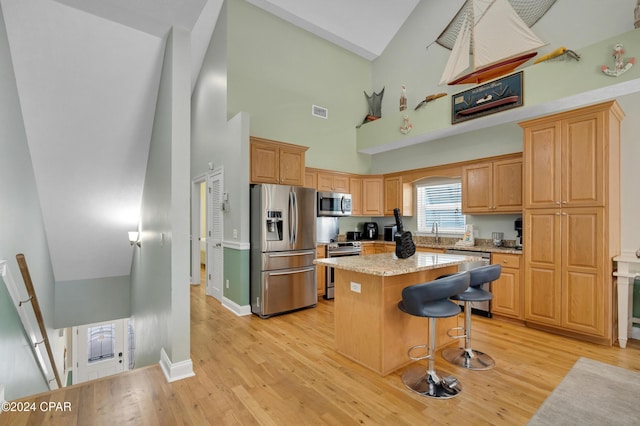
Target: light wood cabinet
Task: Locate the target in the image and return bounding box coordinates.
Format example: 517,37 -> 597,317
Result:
362,176 -> 384,216
462,157 -> 522,214
523,108 -> 607,209
384,176 -> 412,216
349,177 -> 362,216
416,247 -> 446,254
304,170 -> 317,189
250,137 -> 308,186
316,245 -> 326,297
519,101 -> 623,344
361,243 -> 377,256
491,253 -> 522,319
524,208 -> 605,335
317,172 -> 349,193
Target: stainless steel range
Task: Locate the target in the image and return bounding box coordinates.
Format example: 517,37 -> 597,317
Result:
325,241 -> 361,299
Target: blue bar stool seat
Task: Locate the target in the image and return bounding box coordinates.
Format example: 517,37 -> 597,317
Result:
442,264 -> 501,370
398,271 -> 470,399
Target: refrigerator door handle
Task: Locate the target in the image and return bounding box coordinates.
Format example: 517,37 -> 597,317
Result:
289,190 -> 298,246
266,251 -> 315,257
268,267 -> 315,276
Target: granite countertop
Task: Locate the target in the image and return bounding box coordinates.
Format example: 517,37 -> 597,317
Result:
352,238 -> 523,255
314,251 -> 482,276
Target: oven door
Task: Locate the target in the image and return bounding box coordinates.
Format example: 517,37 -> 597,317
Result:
325,251 -> 360,300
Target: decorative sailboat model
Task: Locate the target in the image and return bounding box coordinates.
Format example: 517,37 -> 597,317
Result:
439,0 -> 547,86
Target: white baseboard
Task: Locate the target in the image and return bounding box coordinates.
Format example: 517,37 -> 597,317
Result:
159,348 -> 195,383
222,297 -> 252,316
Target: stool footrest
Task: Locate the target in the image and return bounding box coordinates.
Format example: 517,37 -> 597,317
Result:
446,326 -> 467,340
407,344 -> 431,362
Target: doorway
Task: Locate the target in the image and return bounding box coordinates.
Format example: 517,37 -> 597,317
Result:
73,319 -> 127,384
206,168 -> 224,300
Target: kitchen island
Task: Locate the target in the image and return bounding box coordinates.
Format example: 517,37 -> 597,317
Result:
315,251 -> 481,376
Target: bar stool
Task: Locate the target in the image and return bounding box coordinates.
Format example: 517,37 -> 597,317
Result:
397,271 -> 470,399
442,264 -> 501,370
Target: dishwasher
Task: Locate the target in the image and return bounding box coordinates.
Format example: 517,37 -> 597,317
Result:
445,249 -> 492,317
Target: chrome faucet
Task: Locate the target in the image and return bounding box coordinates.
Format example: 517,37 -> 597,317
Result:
431,222 -> 440,243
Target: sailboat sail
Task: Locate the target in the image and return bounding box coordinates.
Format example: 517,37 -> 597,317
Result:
439,0 -> 547,85
438,7 -> 473,86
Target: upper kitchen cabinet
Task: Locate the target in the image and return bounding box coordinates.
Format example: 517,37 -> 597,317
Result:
521,101 -> 623,209
317,171 -> 350,193
304,169 -> 317,189
362,176 -> 384,216
462,156 -> 522,214
250,137 -> 308,186
349,176 -> 362,216
384,175 -> 412,216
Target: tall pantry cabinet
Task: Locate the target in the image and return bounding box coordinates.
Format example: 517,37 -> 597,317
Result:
519,101 -> 623,345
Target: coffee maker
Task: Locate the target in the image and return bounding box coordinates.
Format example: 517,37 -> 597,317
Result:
514,217 -> 523,250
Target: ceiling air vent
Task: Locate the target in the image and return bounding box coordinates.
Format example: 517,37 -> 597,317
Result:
312,104 -> 328,119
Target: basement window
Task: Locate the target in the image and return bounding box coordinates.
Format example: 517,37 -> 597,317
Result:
416,178 -> 465,235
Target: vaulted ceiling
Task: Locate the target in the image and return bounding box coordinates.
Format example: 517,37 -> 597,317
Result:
1,0 -> 636,285
0,0 -> 418,283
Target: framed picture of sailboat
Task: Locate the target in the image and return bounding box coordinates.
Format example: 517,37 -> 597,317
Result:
451,71 -> 523,124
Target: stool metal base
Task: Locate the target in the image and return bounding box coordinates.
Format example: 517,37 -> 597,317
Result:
401,367 -> 462,399
441,347 -> 495,370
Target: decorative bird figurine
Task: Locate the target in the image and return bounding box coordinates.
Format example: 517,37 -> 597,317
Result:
414,92 -> 446,110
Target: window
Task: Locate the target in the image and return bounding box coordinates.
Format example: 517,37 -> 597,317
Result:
87,324 -> 115,363
416,178 -> 465,234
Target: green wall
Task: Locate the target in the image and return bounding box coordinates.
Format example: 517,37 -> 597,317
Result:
227,0 -> 372,175
223,247 -> 249,304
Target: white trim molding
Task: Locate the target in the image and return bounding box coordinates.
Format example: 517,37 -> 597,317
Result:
222,297 -> 252,316
223,240 -> 250,250
159,347 -> 195,383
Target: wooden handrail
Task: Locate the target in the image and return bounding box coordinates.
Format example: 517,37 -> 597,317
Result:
16,254 -> 62,388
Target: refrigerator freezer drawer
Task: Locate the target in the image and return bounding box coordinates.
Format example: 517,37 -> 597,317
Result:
256,267 -> 317,317
262,250 -> 316,271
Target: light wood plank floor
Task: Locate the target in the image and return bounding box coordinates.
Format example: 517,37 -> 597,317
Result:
3,281 -> 640,425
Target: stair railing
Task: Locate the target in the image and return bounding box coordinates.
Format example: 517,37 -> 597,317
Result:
0,255 -> 61,389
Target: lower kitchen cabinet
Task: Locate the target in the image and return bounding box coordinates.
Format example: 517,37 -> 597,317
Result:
491,253 -> 522,319
524,207 -> 609,340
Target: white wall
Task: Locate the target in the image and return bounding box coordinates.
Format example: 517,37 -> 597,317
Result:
0,3 -> 64,399
130,27 -> 192,369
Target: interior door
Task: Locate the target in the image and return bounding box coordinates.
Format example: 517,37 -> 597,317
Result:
207,168 -> 223,300
74,319 -> 126,384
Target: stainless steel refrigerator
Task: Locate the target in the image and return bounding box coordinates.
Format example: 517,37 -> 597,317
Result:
250,184 -> 317,318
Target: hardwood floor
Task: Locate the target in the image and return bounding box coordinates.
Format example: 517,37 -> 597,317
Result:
3,281 -> 640,425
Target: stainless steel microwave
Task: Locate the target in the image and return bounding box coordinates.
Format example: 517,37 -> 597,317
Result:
317,191 -> 352,216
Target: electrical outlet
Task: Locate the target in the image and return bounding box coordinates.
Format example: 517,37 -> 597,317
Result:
233,229 -> 238,238
225,279 -> 229,289
350,282 -> 361,293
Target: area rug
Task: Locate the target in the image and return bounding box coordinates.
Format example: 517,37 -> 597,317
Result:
528,357 -> 640,425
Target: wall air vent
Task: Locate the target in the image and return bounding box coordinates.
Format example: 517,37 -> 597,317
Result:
312,104 -> 328,119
